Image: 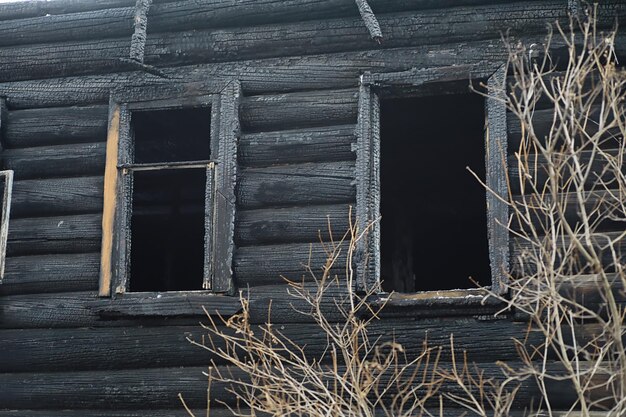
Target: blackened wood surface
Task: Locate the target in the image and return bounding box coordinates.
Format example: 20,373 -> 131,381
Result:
237,161 -> 356,209
0,0 -> 135,21
11,176 -> 103,218
0,1 -> 522,47
0,361 -> 586,409
234,241 -> 349,286
355,82 -> 380,290
2,142 -> 105,180
1,253 -> 100,295
4,105 -> 108,148
6,214 -> 101,256
240,89 -> 358,133
235,204 -> 351,246
485,66 -> 509,294
0,318 -> 539,372
212,81 -> 241,293
239,125 -> 356,167
0,39 -> 524,109
0,3 -> 576,82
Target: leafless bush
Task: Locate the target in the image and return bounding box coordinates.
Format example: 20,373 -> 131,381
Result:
185,213 -> 443,417
451,7 -> 626,417
183,8 -> 626,417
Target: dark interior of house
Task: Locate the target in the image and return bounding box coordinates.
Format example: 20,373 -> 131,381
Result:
132,107 -> 211,164
379,93 -> 491,292
129,107 -> 210,292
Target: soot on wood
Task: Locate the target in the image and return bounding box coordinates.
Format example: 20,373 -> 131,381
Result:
380,93 -> 490,292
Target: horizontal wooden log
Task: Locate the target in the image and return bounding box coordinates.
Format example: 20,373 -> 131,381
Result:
90,292 -> 243,318
0,0 -> 135,21
0,317 -> 538,372
239,125 -> 356,167
234,241 -> 350,287
0,38 -> 533,109
11,176 -> 103,218
2,142 -> 106,180
511,231 -> 626,278
6,213 -> 102,257
0,0 -> 514,47
506,104 -> 621,152
0,361 -> 586,409
237,161 -> 356,209
241,89 -> 358,133
0,290 -> 100,329
235,204 -> 352,246
0,253 -> 100,296
507,149 -> 625,196
4,105 -> 108,148
0,3 -> 577,82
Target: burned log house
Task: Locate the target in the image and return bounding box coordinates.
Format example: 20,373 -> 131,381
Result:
0,0 -> 624,415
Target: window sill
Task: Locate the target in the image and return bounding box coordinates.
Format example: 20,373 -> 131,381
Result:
89,291 -> 242,319
367,288 -> 508,319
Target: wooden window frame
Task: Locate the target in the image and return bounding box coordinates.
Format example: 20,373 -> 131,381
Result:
0,97 -> 13,283
355,64 -> 509,307
99,80 -> 241,300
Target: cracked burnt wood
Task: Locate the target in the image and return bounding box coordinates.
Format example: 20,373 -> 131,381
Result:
240,89 -> 358,132
0,361 -> 595,409
0,318 -> 543,372
11,176 -> 104,218
235,204 -> 352,246
0,0 -> 517,47
7,160 -> 354,218
239,125 -> 356,167
0,3 -> 576,82
0,39 -> 529,109
6,213 -> 102,256
2,142 -> 106,180
237,161 -> 356,209
3,105 -> 108,148
1,253 -> 100,295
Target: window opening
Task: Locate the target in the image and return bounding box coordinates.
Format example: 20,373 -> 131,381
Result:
379,94 -> 490,292
128,106 -> 211,292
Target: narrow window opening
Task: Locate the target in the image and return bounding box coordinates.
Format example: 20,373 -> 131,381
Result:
128,106 -> 211,292
379,94 -> 490,292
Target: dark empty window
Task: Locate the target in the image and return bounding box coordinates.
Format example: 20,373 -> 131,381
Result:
379,94 -> 490,292
128,107 -> 211,292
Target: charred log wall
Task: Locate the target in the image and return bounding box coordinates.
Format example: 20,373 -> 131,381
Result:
0,0 -> 624,415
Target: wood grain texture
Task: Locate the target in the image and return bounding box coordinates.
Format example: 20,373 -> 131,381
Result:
7,213 -> 101,256
239,124 -> 356,167
0,0 -> 519,47
212,81 -> 241,293
0,2 -> 577,82
240,89 -> 359,133
0,317 -> 539,372
0,361 -> 589,409
237,161 -> 356,209
1,253 -> 100,295
235,204 -> 352,246
0,37 -> 552,110
2,142 -> 105,180
485,66 -> 509,294
11,176 -> 103,218
4,105 -> 108,148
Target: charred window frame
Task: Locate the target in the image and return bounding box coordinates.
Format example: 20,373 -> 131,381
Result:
0,98 -> 13,283
355,65 -> 509,303
99,81 -> 241,299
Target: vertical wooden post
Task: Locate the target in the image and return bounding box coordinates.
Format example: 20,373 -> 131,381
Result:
0,96 -> 6,153
212,80 -> 241,294
485,65 -> 509,295
355,76 -> 381,291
